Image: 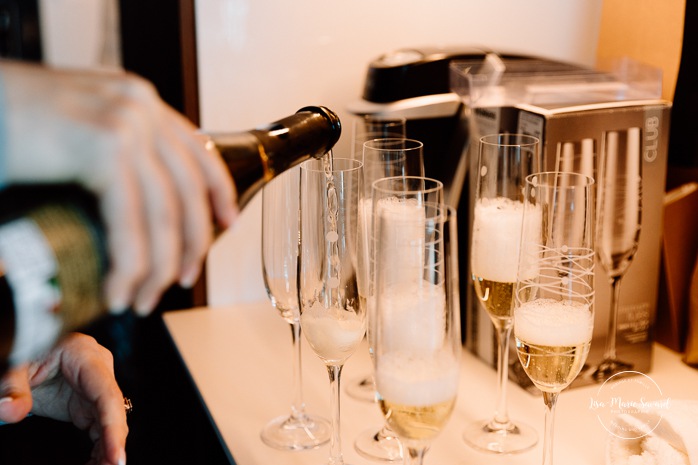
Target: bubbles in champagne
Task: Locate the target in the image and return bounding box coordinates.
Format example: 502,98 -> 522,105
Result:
376,351 -> 459,406
374,196 -> 426,286
515,298 -> 593,346
515,299 -> 592,391
471,197 -> 524,282
377,281 -> 446,353
301,301 -> 365,364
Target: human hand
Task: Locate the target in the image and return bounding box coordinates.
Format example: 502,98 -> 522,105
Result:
0,333 -> 129,465
0,60 -> 238,314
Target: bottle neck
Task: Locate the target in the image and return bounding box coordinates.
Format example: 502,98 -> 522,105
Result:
205,132 -> 269,209
206,108 -> 340,209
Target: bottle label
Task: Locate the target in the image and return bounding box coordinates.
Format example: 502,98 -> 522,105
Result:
0,218 -> 62,364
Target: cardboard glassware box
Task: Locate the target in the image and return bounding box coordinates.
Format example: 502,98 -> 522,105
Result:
451,57 -> 671,390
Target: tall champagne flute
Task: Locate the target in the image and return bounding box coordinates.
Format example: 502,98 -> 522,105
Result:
593,129 -> 642,381
354,139 -> 425,462
298,157 -> 366,465
372,183 -> 460,465
464,133 -> 539,453
514,172 -> 595,465
260,167 -> 331,450
347,116 -> 407,403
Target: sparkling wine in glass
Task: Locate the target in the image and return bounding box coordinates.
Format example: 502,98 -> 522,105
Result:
260,167 -> 331,450
593,129 -> 642,381
298,157 -> 366,465
514,172 -> 595,465
371,183 -> 460,465
463,133 -> 539,453
348,115 -> 407,405
354,138 -> 424,463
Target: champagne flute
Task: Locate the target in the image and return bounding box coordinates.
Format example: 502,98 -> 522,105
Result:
260,167 -> 331,450
354,138 -> 424,462
347,116 -> 407,404
298,157 -> 366,465
372,182 -> 460,465
593,129 -> 642,381
463,133 -> 539,453
514,172 -> 595,465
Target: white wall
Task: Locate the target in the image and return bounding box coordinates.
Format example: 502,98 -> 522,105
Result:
38,0 -> 121,69
199,0 -> 605,306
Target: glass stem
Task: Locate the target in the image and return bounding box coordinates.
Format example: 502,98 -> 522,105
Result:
404,446 -> 427,465
288,321 -> 307,420
377,424 -> 397,440
327,364 -> 345,465
492,321 -> 513,426
603,276 -> 622,361
542,391 -> 559,465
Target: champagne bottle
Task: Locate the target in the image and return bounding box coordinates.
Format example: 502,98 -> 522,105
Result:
0,105 -> 342,372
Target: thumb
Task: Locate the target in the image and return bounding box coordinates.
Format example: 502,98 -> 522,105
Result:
0,365 -> 32,423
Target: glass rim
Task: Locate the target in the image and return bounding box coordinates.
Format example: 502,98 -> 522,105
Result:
363,138 -> 424,151
299,157 -> 363,173
371,175 -> 443,195
479,133 -> 540,148
354,114 -> 407,124
525,171 -> 595,187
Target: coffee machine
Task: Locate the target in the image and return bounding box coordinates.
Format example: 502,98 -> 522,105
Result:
348,46 -> 490,208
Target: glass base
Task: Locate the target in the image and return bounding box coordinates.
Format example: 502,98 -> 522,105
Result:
591,358 -> 634,382
260,413 -> 331,451
345,374 -> 377,403
354,426 -> 402,462
463,418 -> 537,454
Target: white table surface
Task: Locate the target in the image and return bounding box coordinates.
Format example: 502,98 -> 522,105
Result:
163,302 -> 698,465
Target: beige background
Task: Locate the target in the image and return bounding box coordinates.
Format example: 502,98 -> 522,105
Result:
596,0 -> 686,100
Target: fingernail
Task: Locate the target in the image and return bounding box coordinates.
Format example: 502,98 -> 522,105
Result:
118,449 -> 127,465
179,264 -> 201,289
0,397 -> 12,405
134,294 -> 158,316
108,302 -> 130,315
107,288 -> 130,315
